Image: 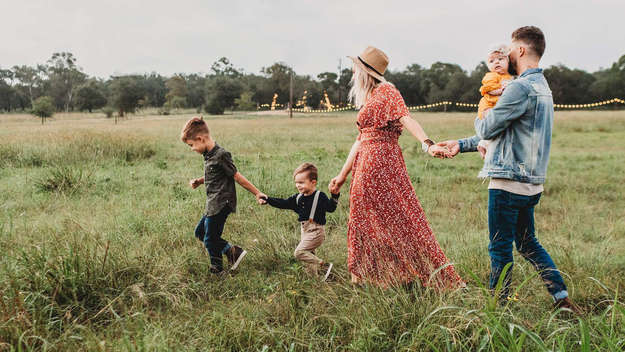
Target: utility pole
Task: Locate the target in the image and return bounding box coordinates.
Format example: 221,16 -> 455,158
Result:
289,70 -> 293,118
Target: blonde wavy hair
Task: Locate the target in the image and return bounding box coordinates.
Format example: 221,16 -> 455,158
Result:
349,64 -> 384,108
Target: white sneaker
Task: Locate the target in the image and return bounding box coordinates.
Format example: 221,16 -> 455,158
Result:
227,246 -> 247,271
321,263 -> 333,282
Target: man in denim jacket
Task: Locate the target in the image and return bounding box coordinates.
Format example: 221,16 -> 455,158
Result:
440,26 -> 579,312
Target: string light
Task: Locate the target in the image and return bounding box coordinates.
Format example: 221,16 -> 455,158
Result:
258,98 -> 624,113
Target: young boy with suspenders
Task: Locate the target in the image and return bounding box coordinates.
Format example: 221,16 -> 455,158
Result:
262,163 -> 340,281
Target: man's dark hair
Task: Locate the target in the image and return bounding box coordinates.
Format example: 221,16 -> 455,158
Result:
512,26 -> 546,58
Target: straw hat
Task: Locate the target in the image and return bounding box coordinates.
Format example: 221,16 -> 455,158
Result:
348,46 -> 388,81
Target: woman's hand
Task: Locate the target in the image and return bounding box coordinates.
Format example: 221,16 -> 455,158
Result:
256,192 -> 268,205
329,175 -> 346,194
428,144 -> 451,159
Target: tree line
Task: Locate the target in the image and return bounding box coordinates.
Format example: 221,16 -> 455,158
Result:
1,52 -> 625,116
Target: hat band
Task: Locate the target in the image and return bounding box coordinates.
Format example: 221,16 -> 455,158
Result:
358,56 -> 384,77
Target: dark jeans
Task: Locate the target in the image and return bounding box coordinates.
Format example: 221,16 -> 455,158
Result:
488,189 -> 568,300
194,207 -> 232,270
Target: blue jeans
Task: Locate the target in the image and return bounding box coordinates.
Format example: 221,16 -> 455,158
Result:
488,189 -> 568,301
194,207 -> 232,270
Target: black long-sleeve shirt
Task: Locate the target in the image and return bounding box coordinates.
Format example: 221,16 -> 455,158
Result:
265,191 -> 339,225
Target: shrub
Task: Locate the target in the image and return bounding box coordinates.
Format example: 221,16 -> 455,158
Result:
31,96 -> 55,124
35,166 -> 93,194
102,106 -> 115,118
235,91 -> 257,111
158,106 -> 171,115
165,96 -> 187,110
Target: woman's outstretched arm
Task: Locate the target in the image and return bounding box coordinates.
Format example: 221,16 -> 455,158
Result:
329,137 -> 361,194
399,116 -> 450,158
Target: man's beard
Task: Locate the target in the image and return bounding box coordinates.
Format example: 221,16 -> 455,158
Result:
508,57 -> 518,76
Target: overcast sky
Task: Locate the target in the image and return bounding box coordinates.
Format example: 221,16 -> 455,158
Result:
2,1 -> 624,78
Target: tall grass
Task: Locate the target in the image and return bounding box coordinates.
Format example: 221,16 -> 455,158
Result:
0,111 -> 624,350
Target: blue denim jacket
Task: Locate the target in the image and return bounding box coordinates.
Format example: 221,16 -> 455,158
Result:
458,68 -> 553,184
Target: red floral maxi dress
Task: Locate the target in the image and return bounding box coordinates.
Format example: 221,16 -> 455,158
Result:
347,83 -> 464,289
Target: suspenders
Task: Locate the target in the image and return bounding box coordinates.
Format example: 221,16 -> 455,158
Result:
296,190 -> 320,222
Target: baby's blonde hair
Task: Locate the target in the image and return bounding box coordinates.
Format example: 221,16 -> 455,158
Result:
487,43 -> 510,58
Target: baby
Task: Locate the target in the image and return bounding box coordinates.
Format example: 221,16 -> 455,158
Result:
477,44 -> 514,157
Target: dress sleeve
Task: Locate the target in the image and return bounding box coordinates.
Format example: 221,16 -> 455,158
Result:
374,84 -> 410,129
479,72 -> 501,96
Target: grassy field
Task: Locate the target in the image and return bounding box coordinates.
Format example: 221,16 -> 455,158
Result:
1,110 -> 624,351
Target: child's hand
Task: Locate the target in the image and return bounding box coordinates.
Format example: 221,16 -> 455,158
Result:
256,192 -> 268,205
329,175 -> 346,194
189,178 -> 203,189
478,145 -> 487,159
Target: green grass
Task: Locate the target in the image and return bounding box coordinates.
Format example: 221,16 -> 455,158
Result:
1,110 -> 624,351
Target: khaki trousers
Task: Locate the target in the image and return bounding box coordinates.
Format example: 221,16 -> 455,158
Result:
294,221 -> 325,274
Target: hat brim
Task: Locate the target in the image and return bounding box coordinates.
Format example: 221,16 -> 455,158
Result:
348,56 -> 385,82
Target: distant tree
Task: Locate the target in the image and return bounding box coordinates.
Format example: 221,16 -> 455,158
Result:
211,57 -> 242,77
317,72 -> 339,103
75,79 -> 107,112
0,68 -> 15,112
11,90 -> 30,111
184,73 -> 207,109
165,75 -> 188,108
140,73 -> 167,107
234,91 -> 257,111
589,54 -> 625,102
544,65 -> 596,104
294,76 -> 323,109
4,50 -> 625,115
165,96 -> 187,110
205,76 -> 244,115
422,62 -> 465,103
102,106 -> 115,118
386,64 -> 426,106
31,96 -> 55,124
245,73 -> 273,107
46,52 -> 86,112
109,76 -> 145,119
458,62 -> 489,104
337,68 -> 352,106
11,65 -> 41,106
261,62 -> 294,105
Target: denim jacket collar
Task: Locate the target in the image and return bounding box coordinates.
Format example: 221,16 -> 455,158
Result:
519,68 -> 542,78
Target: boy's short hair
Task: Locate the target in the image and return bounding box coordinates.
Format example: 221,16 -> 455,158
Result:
293,162 -> 318,181
512,26 -> 546,58
181,117 -> 210,142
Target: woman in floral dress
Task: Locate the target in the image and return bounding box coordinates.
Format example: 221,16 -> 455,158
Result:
329,46 -> 465,289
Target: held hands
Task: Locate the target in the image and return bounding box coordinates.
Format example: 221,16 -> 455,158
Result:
435,140 -> 460,158
428,144 -> 452,159
328,174 -> 346,195
256,192 -> 268,205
